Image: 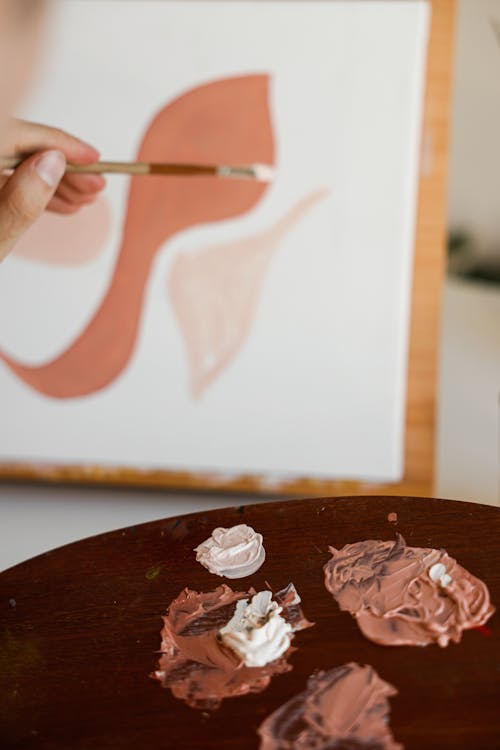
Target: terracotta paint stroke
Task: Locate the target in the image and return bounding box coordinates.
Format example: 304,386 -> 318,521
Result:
0,75 -> 274,398
258,662 -> 402,750
151,583 -> 312,711
169,188 -> 329,398
12,197 -> 112,266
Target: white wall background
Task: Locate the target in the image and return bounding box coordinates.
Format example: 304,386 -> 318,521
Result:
437,0 -> 500,509
448,0 -> 500,258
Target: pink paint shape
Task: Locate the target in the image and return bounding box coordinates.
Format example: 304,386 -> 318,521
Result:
12,196 -> 112,266
169,188 -> 329,398
0,74 -> 274,398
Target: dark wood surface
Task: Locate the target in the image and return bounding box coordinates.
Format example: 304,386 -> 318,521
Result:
1,495 -> 499,749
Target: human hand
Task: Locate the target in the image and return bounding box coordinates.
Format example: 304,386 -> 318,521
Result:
0,119 -> 105,261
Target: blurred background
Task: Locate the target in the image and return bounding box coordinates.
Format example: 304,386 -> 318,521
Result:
438,0 -> 500,507
1,0 -> 500,571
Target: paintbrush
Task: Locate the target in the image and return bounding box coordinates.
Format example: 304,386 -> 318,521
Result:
0,157 -> 275,182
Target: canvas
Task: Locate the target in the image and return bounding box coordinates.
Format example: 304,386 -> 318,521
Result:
0,1 -> 430,483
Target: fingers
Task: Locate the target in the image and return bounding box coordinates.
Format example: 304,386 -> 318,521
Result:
46,196 -> 81,215
63,173 -> 106,194
0,120 -> 106,256
5,118 -> 100,165
52,174 -> 106,211
46,173 -> 106,214
0,150 -> 66,261
53,185 -> 97,208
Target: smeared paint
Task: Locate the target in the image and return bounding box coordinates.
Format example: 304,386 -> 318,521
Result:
475,624 -> 491,637
219,590 -> 294,667
145,564 -> 162,581
324,534 -> 495,647
258,662 -> 402,750
151,583 -> 312,710
388,512 -> 398,523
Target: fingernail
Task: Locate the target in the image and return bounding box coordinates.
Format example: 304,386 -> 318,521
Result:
34,150 -> 66,188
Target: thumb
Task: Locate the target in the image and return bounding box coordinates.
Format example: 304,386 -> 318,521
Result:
0,150 -> 66,262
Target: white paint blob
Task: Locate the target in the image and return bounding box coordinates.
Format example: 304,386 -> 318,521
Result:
429,562 -> 453,588
219,590 -> 292,667
194,524 -> 265,578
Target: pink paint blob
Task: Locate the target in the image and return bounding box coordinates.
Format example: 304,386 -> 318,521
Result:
324,534 -> 495,647
152,583 -> 312,710
258,662 -> 402,750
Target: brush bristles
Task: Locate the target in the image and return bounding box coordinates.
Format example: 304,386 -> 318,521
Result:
250,164 -> 275,183
217,164 -> 275,182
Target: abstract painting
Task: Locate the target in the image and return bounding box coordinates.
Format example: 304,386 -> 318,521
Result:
0,1 -> 430,484
2,74 -> 279,398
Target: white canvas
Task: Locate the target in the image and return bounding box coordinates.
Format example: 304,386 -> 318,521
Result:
0,1 -> 430,482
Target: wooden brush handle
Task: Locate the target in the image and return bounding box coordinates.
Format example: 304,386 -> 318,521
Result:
66,161 -> 151,175
0,157 -> 151,175
0,157 -> 243,179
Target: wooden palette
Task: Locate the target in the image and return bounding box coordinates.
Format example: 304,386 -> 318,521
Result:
1,495 -> 499,749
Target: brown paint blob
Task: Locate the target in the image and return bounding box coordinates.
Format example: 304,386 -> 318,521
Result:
324,534 -> 495,647
258,662 -> 402,750
152,583 -> 312,710
1,75 -> 274,398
